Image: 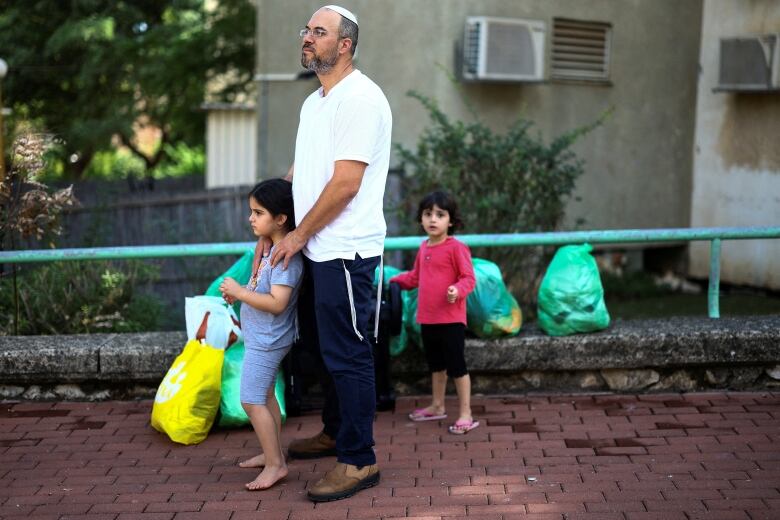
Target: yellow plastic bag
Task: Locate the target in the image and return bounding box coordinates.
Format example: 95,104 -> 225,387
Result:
151,339 -> 224,445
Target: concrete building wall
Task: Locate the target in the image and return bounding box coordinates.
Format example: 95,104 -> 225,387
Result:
689,0 -> 780,289
256,0 -> 702,230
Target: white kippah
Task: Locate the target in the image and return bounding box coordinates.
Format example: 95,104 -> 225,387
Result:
322,5 -> 358,26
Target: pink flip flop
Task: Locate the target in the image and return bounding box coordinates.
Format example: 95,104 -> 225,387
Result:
408,408 -> 447,422
448,419 -> 480,434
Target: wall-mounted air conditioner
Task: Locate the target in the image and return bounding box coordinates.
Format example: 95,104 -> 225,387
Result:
462,16 -> 546,82
716,34 -> 780,92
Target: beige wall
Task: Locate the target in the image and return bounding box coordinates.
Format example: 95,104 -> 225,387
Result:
689,0 -> 780,289
256,0 -> 702,230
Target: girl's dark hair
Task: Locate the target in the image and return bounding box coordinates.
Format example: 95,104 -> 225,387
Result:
416,190 -> 463,234
248,178 -> 295,231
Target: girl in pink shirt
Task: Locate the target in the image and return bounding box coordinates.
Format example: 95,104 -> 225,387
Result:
390,191 -> 478,434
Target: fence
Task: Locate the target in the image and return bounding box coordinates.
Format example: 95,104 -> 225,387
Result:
3,176 -> 409,328
8,181 -> 256,325
3,226 -> 780,319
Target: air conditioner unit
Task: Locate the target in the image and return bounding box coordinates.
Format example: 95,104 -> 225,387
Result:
717,34 -> 780,92
462,16 -> 546,82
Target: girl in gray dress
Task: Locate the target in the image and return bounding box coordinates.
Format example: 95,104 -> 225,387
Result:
220,178 -> 303,491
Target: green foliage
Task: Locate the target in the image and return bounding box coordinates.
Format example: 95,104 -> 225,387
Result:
83,149 -> 146,180
395,91 -> 606,315
76,143 -> 204,180
0,0 -> 254,178
0,260 -> 165,335
152,143 -> 205,178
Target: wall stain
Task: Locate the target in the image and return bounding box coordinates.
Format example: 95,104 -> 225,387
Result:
717,94 -> 780,171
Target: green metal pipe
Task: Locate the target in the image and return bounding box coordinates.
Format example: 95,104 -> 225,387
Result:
387,226 -> 780,250
708,238 -> 722,319
0,242 -> 257,264
2,227 -> 779,264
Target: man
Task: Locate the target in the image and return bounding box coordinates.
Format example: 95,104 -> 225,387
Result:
268,5 -> 392,502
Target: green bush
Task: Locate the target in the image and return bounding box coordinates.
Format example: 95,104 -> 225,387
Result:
79,143 -> 205,180
395,91 -> 606,316
152,142 -> 205,178
0,260 -> 165,335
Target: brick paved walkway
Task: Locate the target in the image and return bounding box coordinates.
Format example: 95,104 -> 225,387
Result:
1,392 -> 779,520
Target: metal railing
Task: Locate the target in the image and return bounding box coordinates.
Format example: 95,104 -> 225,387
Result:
2,226 -> 779,319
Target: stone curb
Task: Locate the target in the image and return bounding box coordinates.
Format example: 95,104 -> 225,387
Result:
1,316 -> 778,396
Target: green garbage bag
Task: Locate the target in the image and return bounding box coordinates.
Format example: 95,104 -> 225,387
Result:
466,258 -> 522,338
204,249 -> 287,427
403,288 -> 422,350
204,250 -> 255,316
537,244 -> 610,336
374,265 -> 415,356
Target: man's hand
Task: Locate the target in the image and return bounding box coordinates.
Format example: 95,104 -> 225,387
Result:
253,236 -> 273,273
447,285 -> 459,304
270,230 -> 306,269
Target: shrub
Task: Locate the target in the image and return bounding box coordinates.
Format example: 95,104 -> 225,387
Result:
0,260 -> 164,335
394,90 -> 606,316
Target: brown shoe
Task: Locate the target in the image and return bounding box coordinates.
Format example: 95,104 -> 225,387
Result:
287,431 -> 336,460
307,462 -> 380,502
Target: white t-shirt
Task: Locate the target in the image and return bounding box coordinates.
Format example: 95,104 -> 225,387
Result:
292,70 -> 393,262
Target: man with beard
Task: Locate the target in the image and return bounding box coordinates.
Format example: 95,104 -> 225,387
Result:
265,4 -> 392,502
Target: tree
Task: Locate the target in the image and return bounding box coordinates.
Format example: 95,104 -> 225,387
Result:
0,0 -> 254,180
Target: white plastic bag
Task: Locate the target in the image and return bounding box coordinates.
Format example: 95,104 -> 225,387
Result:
184,296 -> 242,350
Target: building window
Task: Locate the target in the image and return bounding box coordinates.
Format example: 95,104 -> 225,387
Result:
551,18 -> 611,82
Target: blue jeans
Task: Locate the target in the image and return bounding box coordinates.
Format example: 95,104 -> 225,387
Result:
307,254 -> 379,467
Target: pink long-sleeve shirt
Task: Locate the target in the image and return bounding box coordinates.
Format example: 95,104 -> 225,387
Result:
390,237 -> 476,325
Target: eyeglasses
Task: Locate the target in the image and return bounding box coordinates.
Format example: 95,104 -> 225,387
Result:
299,27 -> 328,39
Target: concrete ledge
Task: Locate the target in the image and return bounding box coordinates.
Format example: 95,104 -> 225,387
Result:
1,316 -> 778,398
406,316 -> 780,372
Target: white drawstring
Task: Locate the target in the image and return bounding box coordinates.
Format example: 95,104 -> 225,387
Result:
342,259 -> 364,341
374,257 -> 383,341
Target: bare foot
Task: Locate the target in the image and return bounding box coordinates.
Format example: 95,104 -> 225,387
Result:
238,453 -> 266,468
245,464 -> 288,491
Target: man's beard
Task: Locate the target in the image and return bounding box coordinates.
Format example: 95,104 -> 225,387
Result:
301,43 -> 339,74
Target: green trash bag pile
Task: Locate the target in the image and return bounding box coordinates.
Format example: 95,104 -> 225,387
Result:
537,244 -> 610,336
395,257 -> 522,348
204,250 -> 287,427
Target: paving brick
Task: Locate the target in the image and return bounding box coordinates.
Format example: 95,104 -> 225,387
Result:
704,498 -> 769,510
392,485 -> 449,497
565,514 -> 624,520
32,503 -> 92,515
449,484 -> 505,495
585,500 -> 645,512
430,494 -> 488,506
624,513 -> 687,520
644,499 -> 706,511
407,505 -> 465,516
171,512 -> 231,519
527,502 -> 586,513
685,513 -> 750,520
488,492 -> 547,504
346,505 -> 405,518
88,501 -> 147,514
60,514 -> 118,520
